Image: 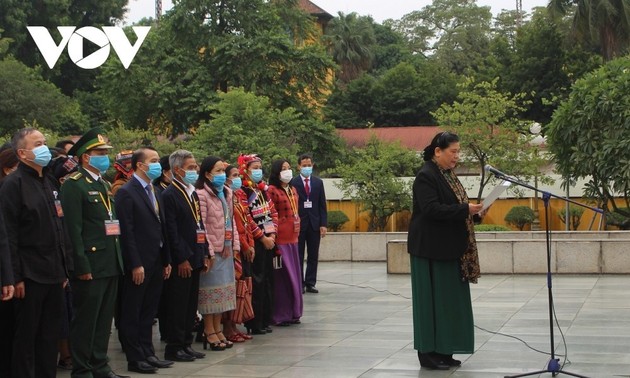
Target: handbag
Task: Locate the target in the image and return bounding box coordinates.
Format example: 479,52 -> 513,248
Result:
231,277 -> 254,323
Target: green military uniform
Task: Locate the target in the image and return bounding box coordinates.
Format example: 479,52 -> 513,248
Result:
61,128 -> 123,378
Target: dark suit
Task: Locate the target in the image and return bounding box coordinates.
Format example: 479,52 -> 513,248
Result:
291,174 -> 327,288
407,160 -> 470,260
0,164 -> 69,378
61,166 -> 124,378
0,182 -> 14,378
161,180 -> 208,353
115,175 -> 170,363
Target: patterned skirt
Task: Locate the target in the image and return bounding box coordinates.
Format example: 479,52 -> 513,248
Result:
198,253 -> 236,314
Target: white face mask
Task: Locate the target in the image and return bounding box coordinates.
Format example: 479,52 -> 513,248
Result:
280,169 -> 293,183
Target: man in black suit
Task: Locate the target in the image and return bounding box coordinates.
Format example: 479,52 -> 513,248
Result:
115,147 -> 173,374
291,154 -> 327,294
161,150 -> 209,362
0,128 -> 70,378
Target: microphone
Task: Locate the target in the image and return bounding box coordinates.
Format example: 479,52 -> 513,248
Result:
484,164 -> 508,177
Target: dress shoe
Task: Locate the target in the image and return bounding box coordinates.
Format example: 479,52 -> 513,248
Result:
247,328 -> 267,335
146,355 -> 174,368
418,352 -> 450,370
100,372 -> 131,378
305,285 -> 319,293
164,349 -> 195,362
183,345 -> 206,359
127,361 -> 157,374
263,326 -> 273,333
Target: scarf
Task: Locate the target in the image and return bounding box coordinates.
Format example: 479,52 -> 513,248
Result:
436,162 -> 481,283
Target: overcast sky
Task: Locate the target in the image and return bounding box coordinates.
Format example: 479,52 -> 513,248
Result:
124,0 -> 550,24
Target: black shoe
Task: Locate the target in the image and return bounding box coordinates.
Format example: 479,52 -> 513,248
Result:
432,352 -> 461,367
247,328 -> 267,335
302,286 -> 306,294
164,349 -> 195,362
183,345 -> 206,359
276,321 -> 291,326
127,361 -> 157,374
291,319 -> 301,324
418,352 -> 450,370
101,372 -> 131,378
146,355 -> 174,368
263,326 -> 273,333
305,286 -> 319,293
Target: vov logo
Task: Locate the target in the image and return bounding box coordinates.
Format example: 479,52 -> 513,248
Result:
27,26 -> 151,69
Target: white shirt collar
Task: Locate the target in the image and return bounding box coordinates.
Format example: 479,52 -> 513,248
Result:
174,178 -> 195,197
133,173 -> 150,188
84,167 -> 101,181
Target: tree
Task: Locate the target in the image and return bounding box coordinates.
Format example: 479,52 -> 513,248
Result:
392,0 -> 493,74
369,22 -> 411,74
432,78 -> 545,201
165,0 -> 334,111
324,12 -> 376,84
334,135 -> 420,231
505,206 -> 535,230
324,74 -> 377,128
0,57 -> 86,136
189,88 -> 343,172
547,56 -> 630,220
549,0 -> 630,61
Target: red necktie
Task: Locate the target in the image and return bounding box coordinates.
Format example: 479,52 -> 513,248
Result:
304,178 -> 310,197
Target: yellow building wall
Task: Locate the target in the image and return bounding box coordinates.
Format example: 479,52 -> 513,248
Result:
327,198 -> 621,232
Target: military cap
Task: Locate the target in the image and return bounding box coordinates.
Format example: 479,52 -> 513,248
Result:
68,127 -> 113,157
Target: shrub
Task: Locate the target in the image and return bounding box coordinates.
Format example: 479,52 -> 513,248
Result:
474,224 -> 511,232
606,208 -> 630,230
504,206 -> 535,231
557,205 -> 585,230
327,210 -> 350,232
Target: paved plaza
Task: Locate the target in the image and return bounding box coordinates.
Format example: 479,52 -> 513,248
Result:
58,262 -> 630,377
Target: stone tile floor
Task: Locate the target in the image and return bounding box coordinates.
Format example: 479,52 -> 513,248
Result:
58,262 -> 630,377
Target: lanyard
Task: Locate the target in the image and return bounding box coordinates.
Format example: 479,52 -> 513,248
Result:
98,192 -> 114,220
173,182 -> 201,226
284,186 -> 298,216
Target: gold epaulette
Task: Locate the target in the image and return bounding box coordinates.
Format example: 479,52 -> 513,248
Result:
69,172 -> 83,181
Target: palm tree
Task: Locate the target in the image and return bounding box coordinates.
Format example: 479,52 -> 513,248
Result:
324,12 -> 376,84
549,0 -> 630,61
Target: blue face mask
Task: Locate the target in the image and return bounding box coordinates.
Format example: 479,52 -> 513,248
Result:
89,155 -> 110,173
230,177 -> 242,190
211,173 -> 226,188
183,170 -> 198,185
250,169 -> 263,183
29,145 -> 52,167
145,162 -> 162,180
300,166 -> 313,178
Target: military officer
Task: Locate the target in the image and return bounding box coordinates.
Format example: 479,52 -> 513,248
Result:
61,127 -> 129,378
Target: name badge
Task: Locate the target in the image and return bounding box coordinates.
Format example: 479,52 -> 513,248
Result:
304,200 -> 313,209
54,200 -> 64,218
104,220 -> 121,236
196,230 -> 206,244
263,221 -> 275,234
225,230 -> 233,241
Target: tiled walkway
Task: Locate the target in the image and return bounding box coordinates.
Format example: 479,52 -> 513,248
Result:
59,262 -> 630,377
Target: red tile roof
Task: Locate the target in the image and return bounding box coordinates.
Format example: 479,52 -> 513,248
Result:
337,126 -> 441,152
297,0 -> 333,18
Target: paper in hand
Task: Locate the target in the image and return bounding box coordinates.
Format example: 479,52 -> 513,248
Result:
481,181 -> 511,211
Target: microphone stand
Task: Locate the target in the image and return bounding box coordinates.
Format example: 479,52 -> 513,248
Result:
490,172 -> 601,378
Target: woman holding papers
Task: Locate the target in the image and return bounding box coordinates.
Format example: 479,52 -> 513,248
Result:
407,131 -> 483,370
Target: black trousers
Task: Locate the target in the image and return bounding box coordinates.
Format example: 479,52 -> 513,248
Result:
119,264 -> 163,362
0,299 -> 15,378
298,227 -> 321,288
12,279 -> 64,378
164,267 -> 200,351
245,239 -> 274,331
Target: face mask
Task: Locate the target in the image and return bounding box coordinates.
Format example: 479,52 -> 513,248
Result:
300,166 -> 313,178
230,177 -> 242,190
250,168 -> 263,183
183,170 -> 198,185
211,172 -> 226,188
145,162 -> 162,180
28,145 -> 52,167
280,169 -> 293,183
89,155 -> 110,173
